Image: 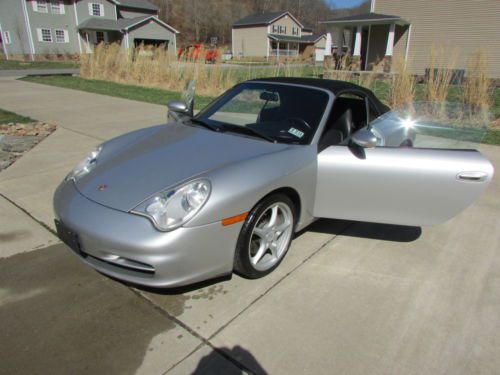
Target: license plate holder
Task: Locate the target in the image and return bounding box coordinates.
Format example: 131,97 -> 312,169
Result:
55,219 -> 82,255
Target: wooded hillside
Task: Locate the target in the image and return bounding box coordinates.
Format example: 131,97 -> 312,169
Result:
149,0 -> 370,45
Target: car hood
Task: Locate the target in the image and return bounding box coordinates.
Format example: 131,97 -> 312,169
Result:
75,122 -> 289,212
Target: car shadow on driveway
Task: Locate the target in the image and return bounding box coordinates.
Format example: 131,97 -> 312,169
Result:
302,218 -> 422,243
128,219 -> 421,296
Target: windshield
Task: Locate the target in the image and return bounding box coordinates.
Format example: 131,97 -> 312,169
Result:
195,82 -> 330,145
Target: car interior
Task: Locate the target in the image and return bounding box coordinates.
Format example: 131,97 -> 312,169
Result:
318,93 -> 375,152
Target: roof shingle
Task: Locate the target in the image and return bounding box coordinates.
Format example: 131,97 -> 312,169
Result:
78,15 -> 154,31
320,12 -> 408,25
233,11 -> 294,27
117,0 -> 158,11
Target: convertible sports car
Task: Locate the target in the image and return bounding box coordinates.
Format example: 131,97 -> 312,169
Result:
54,78 -> 494,287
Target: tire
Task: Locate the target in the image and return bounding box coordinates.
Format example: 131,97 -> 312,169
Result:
234,193 -> 296,279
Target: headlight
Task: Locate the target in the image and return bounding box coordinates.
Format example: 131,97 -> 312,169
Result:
132,179 -> 211,231
66,145 -> 102,181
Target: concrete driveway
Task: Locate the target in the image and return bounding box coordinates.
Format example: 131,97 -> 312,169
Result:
0,68 -> 79,77
0,76 -> 499,375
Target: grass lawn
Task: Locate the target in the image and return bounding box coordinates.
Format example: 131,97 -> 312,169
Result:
20,74 -> 499,145
0,108 -> 34,124
20,75 -> 216,109
0,60 -> 80,70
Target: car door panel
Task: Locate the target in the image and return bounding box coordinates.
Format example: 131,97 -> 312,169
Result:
314,146 -> 494,226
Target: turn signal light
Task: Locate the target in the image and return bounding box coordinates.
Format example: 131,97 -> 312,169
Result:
221,212 -> 248,226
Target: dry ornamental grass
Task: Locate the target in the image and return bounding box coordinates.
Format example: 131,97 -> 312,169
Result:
80,43 -> 495,132
80,43 -> 320,97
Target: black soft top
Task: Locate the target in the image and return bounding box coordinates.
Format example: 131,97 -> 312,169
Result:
248,77 -> 390,114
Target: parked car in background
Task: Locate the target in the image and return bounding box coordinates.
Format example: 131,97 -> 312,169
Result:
54,78 -> 494,288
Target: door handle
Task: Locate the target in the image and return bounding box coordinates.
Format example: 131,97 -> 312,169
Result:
456,171 -> 488,182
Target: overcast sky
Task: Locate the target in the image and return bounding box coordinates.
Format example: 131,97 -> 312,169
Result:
326,0 -> 368,8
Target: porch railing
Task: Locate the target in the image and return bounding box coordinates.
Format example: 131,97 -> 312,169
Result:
270,49 -> 299,56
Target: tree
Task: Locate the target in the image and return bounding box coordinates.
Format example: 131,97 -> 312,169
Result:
149,0 -> 370,45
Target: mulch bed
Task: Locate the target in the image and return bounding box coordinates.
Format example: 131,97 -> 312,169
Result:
0,122 -> 57,171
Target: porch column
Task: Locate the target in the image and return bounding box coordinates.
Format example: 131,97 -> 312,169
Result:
352,25 -> 362,70
385,23 -> 395,56
353,25 -> 362,56
124,31 -> 129,49
383,23 -> 395,72
0,23 -> 9,60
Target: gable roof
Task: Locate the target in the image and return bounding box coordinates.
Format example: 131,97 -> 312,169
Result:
124,15 -> 180,33
78,15 -> 179,34
233,11 -> 304,28
108,0 -> 158,11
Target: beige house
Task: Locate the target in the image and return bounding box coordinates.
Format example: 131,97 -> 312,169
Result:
320,0 -> 500,78
232,11 -> 325,58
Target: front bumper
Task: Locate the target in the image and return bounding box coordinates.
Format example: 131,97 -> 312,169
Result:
53,180 -> 243,288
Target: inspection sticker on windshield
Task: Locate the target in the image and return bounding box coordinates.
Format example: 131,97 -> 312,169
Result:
288,127 -> 304,139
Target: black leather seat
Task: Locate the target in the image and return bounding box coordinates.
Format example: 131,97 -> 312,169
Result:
318,109 -> 353,152
337,109 -> 353,140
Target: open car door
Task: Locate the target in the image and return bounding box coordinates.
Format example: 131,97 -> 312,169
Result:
314,143 -> 493,226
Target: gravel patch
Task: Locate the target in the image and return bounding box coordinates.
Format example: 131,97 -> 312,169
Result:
0,122 -> 57,171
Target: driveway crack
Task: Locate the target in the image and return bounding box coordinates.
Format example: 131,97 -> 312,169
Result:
134,221 -> 354,374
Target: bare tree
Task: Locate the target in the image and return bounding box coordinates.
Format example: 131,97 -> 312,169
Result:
149,0 -> 369,45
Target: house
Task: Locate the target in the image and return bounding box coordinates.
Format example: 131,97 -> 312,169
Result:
320,0 -> 500,78
232,11 -> 326,58
0,0 -> 179,60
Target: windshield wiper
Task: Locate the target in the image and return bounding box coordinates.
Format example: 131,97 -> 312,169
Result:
189,118 -> 220,132
224,124 -> 276,143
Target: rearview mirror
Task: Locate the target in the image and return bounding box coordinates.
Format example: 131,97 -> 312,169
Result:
260,91 -> 279,102
351,128 -> 377,148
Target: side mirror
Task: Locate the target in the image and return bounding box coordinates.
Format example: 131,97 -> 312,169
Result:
351,128 -> 377,148
167,100 -> 191,122
167,100 -> 189,114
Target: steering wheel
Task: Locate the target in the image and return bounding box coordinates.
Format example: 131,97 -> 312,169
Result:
287,117 -> 311,131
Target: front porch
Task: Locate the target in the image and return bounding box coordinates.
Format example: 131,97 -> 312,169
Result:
269,42 -> 299,57
268,34 -> 323,58
320,13 -> 410,72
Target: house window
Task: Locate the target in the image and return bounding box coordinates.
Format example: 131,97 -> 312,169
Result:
51,0 -> 65,14
89,3 -> 104,16
37,28 -> 52,42
55,29 -> 68,43
33,0 -> 49,13
279,26 -> 286,34
292,27 -> 299,36
272,25 -> 278,33
95,31 -> 106,44
3,31 -> 11,45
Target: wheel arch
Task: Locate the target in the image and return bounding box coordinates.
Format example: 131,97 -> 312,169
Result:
256,187 -> 302,230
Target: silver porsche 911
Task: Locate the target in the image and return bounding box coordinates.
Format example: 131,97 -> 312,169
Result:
54,78 -> 494,288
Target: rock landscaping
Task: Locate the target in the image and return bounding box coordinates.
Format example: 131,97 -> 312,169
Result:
0,122 -> 57,170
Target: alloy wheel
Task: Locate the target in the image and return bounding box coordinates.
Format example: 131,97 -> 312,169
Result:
248,202 -> 293,271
